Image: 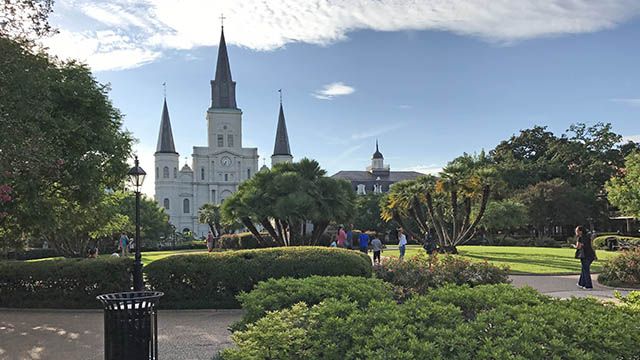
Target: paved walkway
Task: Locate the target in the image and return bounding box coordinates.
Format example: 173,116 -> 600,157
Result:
0,309 -> 242,360
510,274 -> 632,300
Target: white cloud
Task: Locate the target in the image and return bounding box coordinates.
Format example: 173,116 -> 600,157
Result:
401,164 -> 443,175
313,82 -> 355,100
622,134 -> 640,143
611,98 -> 640,106
43,0 -> 640,71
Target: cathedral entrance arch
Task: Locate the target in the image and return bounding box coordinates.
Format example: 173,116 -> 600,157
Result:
220,190 -> 232,203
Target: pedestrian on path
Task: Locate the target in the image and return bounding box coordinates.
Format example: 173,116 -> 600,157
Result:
398,228 -> 407,260
118,231 -> 129,257
206,231 -> 215,252
359,231 -> 370,254
574,225 -> 597,290
345,224 -> 354,249
336,225 -> 347,248
371,234 -> 383,265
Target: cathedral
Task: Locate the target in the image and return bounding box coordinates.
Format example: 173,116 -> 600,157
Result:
154,26 -> 293,236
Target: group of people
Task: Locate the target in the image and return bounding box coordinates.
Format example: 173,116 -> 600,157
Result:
331,226 -> 408,265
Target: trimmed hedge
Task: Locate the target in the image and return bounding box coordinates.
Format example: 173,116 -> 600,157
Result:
218,232 -> 278,250
235,276 -> 393,329
0,257 -> 133,308
144,247 -> 373,309
374,253 -> 510,300
220,284 -> 640,360
5,248 -> 61,260
598,249 -> 640,287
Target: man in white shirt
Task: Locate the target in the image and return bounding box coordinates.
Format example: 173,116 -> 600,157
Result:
398,228 -> 407,260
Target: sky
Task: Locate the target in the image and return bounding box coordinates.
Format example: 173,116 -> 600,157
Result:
42,0 -> 640,196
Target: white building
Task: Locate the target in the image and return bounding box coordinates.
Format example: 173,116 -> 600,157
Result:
154,26 -> 292,236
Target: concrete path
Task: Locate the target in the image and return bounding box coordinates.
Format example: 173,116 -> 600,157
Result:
510,274 -> 633,300
0,309 -> 242,360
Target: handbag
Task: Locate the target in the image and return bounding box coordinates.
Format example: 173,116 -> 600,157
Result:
574,248 -> 584,259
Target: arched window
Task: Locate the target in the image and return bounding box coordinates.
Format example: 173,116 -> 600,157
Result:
163,198 -> 170,210
174,167 -> 177,178
357,184 -> 366,195
183,198 -> 190,213
163,166 -> 169,178
201,168 -> 205,180
224,174 -> 228,182
156,167 -> 159,179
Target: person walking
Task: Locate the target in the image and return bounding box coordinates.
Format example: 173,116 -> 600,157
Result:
336,226 -> 347,248
574,225 -> 597,290
119,232 -> 129,257
398,228 -> 407,260
206,231 -> 215,252
359,231 -> 370,254
371,234 -> 383,265
345,224 -> 354,250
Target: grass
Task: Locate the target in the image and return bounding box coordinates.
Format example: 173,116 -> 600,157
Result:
383,245 -> 619,274
21,245 -> 622,275
25,248 -> 208,266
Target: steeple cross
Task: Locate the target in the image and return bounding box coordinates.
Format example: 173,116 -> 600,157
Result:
278,89 -> 282,104
220,14 -> 226,27
162,82 -> 167,98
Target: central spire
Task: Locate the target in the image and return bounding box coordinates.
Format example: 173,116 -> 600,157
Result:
211,25 -> 237,109
156,98 -> 177,154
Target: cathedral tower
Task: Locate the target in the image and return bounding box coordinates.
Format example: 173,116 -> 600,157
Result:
207,26 -> 242,150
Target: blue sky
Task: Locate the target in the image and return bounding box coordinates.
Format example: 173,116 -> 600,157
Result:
43,1 -> 640,195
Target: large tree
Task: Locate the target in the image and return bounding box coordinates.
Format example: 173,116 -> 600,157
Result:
606,152 -> 640,218
479,199 -> 529,242
221,159 -> 355,246
382,152 -> 494,252
0,37 -> 133,255
0,0 -> 55,40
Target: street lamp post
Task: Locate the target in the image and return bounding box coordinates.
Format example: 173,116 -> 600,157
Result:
127,156 -> 146,291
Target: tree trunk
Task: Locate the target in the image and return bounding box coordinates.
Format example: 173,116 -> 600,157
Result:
241,217 -> 265,243
260,218 -> 283,246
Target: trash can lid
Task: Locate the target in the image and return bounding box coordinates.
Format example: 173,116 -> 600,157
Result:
97,291 -> 164,304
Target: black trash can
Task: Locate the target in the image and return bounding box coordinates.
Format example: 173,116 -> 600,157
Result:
97,291 -> 164,360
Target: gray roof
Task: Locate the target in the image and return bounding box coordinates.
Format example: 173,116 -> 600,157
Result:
331,171 -> 425,182
372,140 -> 383,159
273,103 -> 291,156
155,99 -> 177,154
211,27 -> 237,109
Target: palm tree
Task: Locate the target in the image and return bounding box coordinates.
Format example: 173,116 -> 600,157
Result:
198,203 -> 222,236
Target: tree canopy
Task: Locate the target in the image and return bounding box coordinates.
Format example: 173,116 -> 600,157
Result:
0,36 -> 133,255
221,159 -> 355,246
606,152 -> 640,218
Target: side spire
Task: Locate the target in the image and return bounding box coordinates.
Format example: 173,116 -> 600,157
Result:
156,97 -> 177,154
211,24 -> 237,109
272,99 -> 291,156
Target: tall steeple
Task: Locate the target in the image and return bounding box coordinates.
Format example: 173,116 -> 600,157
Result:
271,92 -> 293,166
155,98 -> 177,154
210,25 -> 237,109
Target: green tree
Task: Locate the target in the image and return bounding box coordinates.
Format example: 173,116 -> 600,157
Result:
606,152 -> 640,218
222,158 -> 355,246
0,37 -> 133,255
352,193 -> 392,234
479,199 -> 529,241
199,203 -> 223,236
518,178 -> 594,238
1,0 -> 55,40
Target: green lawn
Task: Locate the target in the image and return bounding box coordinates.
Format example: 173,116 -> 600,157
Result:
383,245 -> 619,274
25,248 -> 208,266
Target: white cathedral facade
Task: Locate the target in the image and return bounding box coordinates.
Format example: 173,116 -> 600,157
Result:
154,26 -> 293,236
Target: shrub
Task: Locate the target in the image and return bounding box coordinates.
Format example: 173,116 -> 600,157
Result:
235,276 -> 393,329
616,290 -> 640,312
593,236 -> 640,250
217,232 -> 280,249
0,257 -> 133,308
219,284 -> 640,360
5,248 -> 61,260
144,247 -> 373,309
598,249 -> 640,287
374,253 -> 509,300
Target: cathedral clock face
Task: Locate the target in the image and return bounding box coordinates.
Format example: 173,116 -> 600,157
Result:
221,156 -> 232,167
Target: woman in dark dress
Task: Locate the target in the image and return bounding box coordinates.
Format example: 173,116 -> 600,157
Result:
575,226 -> 597,290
